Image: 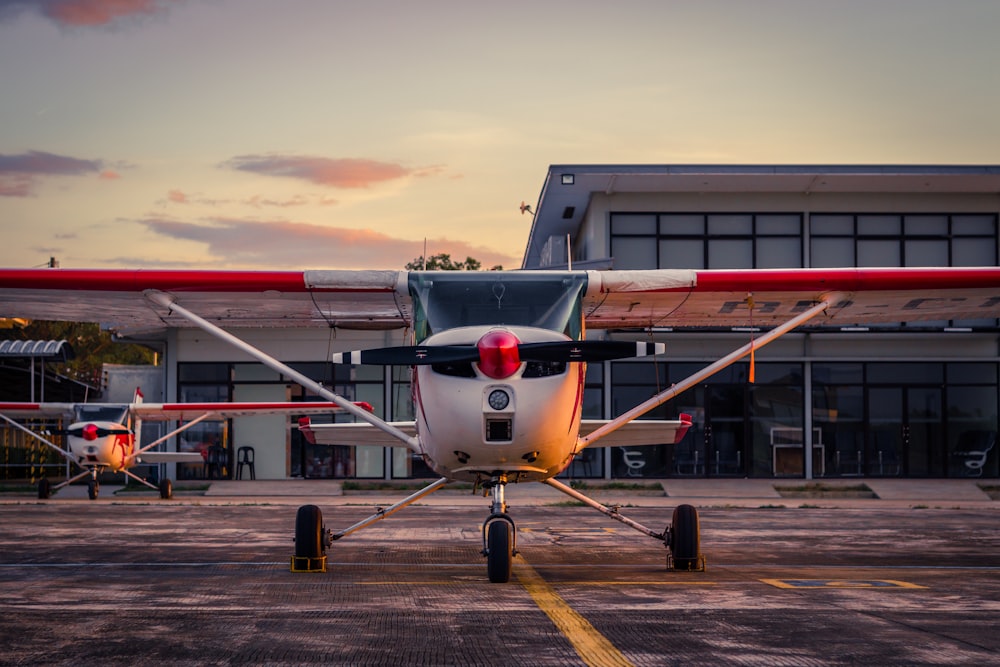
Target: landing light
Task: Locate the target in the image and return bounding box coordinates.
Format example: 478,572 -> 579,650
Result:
488,389 -> 510,411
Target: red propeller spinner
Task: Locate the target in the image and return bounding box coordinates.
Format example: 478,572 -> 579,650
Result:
476,330 -> 521,379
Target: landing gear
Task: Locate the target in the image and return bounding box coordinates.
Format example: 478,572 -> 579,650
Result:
87,478 -> 100,500
37,478 -> 51,499
481,474 -> 517,583
289,478 -> 452,574
291,504 -> 328,573
159,478 -> 173,500
542,477 -> 705,573
666,504 -> 704,571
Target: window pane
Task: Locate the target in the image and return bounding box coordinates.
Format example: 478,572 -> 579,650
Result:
708,239 -> 753,268
178,363 -> 230,382
857,215 -> 901,235
708,214 -> 753,235
612,214 -> 656,234
813,363 -> 864,385
811,215 -> 853,235
953,238 -> 996,266
756,237 -> 802,268
904,239 -> 948,266
611,237 -> 657,269
867,362 -> 943,384
810,237 -> 854,267
857,239 -> 900,266
756,214 -> 801,235
947,363 -> 998,384
660,238 -> 704,269
953,214 -> 996,235
660,214 -> 704,234
905,215 -> 948,235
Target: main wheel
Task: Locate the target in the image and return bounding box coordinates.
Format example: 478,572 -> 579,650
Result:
159,478 -> 173,500
295,504 -> 325,560
87,479 -> 99,500
486,520 -> 512,583
37,478 -> 51,499
669,504 -> 701,570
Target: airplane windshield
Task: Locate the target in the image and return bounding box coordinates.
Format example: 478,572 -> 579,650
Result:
408,272 -> 587,342
74,404 -> 129,424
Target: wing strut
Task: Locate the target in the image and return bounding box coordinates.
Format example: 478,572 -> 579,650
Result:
0,413 -> 85,471
579,292 -> 845,448
144,290 -> 419,450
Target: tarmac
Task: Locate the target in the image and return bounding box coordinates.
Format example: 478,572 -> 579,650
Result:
1,478 -> 998,665
72,476 -> 1000,507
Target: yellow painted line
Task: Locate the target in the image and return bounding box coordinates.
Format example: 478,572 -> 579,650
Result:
514,557 -> 634,667
762,578 -> 927,589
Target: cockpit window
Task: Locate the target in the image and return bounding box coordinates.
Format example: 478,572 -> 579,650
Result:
74,404 -> 129,423
408,271 -> 587,342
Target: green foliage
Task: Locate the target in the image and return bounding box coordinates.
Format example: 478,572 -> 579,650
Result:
8,321 -> 155,386
405,253 -> 502,271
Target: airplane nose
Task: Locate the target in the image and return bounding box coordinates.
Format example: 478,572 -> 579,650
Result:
477,330 -> 521,379
82,424 -> 99,441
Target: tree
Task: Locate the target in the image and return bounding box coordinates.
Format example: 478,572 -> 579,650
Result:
405,253 -> 502,271
7,321 -> 156,387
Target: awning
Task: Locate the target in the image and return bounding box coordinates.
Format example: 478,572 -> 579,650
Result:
0,339 -> 75,362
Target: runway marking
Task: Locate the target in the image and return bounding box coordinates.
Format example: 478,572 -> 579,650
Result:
762,579 -> 927,589
514,556 -> 634,667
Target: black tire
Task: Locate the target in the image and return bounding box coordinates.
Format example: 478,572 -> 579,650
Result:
37,478 -> 51,499
669,504 -> 701,570
486,520 -> 512,583
87,479 -> 99,500
159,478 -> 173,500
295,505 -> 324,559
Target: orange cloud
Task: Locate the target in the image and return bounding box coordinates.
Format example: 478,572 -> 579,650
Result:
99,169 -> 120,180
167,189 -> 188,203
135,217 -> 518,270
1,0 -> 177,27
222,154 -> 417,189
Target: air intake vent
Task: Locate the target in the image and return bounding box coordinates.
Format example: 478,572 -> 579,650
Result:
485,419 -> 512,442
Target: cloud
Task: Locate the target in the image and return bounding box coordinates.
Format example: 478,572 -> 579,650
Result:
0,0 -> 177,27
0,150 -> 105,196
135,217 -> 518,270
221,154 -> 431,189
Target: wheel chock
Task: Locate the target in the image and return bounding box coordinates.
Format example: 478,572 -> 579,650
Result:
290,555 -> 327,573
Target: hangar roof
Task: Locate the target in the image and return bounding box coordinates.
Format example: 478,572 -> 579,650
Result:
521,165 -> 1000,269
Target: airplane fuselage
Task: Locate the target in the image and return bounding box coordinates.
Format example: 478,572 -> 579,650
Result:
66,421 -> 135,472
412,325 -> 584,483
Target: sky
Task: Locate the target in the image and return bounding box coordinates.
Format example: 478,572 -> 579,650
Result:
1,0 -> 998,271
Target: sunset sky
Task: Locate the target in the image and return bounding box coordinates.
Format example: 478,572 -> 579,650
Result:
1,0 -> 998,270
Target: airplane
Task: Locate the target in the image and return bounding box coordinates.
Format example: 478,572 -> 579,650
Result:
3,266 -> 1000,582
0,390 -> 371,500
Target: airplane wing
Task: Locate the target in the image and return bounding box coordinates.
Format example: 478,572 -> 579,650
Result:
131,401 -> 371,421
0,268 -> 409,334
135,451 -> 205,464
584,267 -> 1000,328
0,403 -> 76,419
297,418 -> 420,450
578,415 -> 692,448
2,267 -> 1000,332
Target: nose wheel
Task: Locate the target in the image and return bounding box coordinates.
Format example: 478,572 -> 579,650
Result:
481,474 -> 517,583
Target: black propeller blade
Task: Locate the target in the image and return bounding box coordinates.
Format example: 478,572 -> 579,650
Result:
332,340 -> 664,365
332,345 -> 479,366
517,340 -> 665,362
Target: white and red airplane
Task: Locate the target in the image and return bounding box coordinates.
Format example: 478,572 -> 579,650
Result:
0,390 -> 368,500
2,266 -> 1000,582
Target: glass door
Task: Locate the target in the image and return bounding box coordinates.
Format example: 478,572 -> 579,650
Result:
706,385 -> 746,477
867,386 -> 943,476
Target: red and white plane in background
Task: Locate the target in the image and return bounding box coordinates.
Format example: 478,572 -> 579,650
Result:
0,391 -> 367,500
2,266 -> 1000,582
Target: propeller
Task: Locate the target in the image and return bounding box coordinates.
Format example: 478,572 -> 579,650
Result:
332,333 -> 665,368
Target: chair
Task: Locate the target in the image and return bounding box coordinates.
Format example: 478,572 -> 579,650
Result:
621,449 -> 646,477
236,446 -> 256,480
952,430 -> 995,477
204,445 -> 226,480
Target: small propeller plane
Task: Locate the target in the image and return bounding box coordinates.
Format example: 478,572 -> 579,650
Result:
0,390 -> 367,500
2,266 -> 1000,582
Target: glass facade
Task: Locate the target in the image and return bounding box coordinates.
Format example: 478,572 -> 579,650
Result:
599,209 -> 1000,479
